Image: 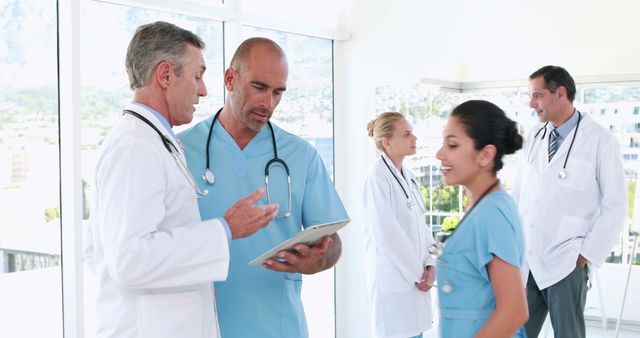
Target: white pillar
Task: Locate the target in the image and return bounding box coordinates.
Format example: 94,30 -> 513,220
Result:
59,0 -> 84,337
333,35 -> 378,338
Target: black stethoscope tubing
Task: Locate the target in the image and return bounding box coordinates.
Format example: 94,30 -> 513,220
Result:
204,108 -> 290,180
124,109 -> 174,153
528,111 -> 582,176
381,155 -> 422,210
203,108 -> 291,217
559,111 -> 581,172
122,109 -> 208,198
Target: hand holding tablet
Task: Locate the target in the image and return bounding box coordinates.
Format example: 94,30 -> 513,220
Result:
249,219 -> 351,266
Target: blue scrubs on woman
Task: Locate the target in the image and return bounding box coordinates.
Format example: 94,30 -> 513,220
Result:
179,115 -> 348,338
436,190 -> 526,338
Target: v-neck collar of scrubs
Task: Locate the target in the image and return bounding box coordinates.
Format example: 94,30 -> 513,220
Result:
210,119 -> 275,178
214,120 -> 273,157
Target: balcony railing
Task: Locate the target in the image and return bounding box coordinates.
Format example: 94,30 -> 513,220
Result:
0,248 -> 60,273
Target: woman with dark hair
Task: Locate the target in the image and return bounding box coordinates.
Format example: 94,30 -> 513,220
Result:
434,100 -> 528,338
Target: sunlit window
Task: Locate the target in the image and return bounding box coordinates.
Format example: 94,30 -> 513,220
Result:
242,26 -> 335,176
241,26 -> 336,338
0,1 -> 62,337
376,82 -> 640,266
375,85 -> 462,229
578,84 -> 640,264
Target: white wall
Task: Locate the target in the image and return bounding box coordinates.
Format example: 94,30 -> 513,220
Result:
341,0 -> 640,84
334,38 -> 378,338
586,264 -> 640,325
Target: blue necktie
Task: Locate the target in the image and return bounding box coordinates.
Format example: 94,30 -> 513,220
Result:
548,129 -> 559,162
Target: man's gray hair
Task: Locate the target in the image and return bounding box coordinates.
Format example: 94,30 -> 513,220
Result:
125,21 -> 205,90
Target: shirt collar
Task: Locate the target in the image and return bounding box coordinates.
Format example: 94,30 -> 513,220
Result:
131,102 -> 175,139
552,109 -> 580,139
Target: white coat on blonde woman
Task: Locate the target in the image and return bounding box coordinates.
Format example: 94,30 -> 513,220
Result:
362,152 -> 435,338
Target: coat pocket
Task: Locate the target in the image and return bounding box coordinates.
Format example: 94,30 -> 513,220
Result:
543,215 -> 586,267
557,157 -> 592,191
556,215 -> 588,244
139,290 -> 203,338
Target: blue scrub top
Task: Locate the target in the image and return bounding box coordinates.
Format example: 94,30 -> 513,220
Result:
437,190 -> 526,338
179,115 -> 348,338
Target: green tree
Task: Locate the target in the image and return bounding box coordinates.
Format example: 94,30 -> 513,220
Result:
420,184 -> 464,213
44,207 -> 60,222
442,216 -> 460,231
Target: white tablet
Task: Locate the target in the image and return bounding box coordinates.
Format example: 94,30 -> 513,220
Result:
249,219 -> 351,265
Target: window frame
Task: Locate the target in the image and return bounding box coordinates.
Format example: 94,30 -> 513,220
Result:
57,1 -> 345,337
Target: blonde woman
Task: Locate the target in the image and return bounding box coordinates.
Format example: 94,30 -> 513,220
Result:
363,112 -> 435,338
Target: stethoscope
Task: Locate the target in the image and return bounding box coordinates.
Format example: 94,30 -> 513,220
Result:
526,110 -> 582,180
122,110 -> 209,199
381,154 -> 427,274
381,155 -> 425,212
202,108 -> 291,218
428,179 -> 501,293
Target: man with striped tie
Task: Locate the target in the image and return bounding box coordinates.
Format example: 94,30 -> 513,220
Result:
512,65 -> 627,338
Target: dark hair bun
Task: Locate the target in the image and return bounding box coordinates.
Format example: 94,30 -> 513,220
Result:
504,120 -> 523,155
451,100 -> 522,173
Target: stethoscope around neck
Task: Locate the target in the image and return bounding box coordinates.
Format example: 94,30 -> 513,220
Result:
202,108 -> 291,218
122,110 -> 209,199
380,155 -> 424,212
527,110 -> 582,180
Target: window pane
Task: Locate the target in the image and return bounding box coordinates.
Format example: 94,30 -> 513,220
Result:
578,84 -> 640,265
0,0 -> 62,337
242,26 -> 335,176
80,2 -> 224,337
241,26 -> 336,338
375,84 -> 463,231
376,80 -> 640,326
461,88 -> 529,191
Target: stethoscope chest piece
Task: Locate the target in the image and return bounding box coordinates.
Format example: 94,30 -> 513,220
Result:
427,242 -> 444,259
380,155 -> 423,211
203,169 -> 215,185
407,199 -> 414,209
441,283 -> 453,293
558,169 -> 567,180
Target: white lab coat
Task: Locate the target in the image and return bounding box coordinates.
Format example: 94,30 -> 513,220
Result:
512,113 -> 627,289
362,154 -> 435,338
83,103 -> 230,338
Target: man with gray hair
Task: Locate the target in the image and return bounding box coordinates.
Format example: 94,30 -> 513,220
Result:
84,21 -> 278,338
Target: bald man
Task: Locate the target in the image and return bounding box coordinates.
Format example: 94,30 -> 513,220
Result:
179,37 -> 348,338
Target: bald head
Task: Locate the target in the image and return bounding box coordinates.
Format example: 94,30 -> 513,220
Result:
229,37 -> 287,73
221,37 -> 288,143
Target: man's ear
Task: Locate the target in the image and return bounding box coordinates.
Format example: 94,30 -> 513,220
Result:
557,85 -> 567,99
155,61 -> 173,89
224,68 -> 236,92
